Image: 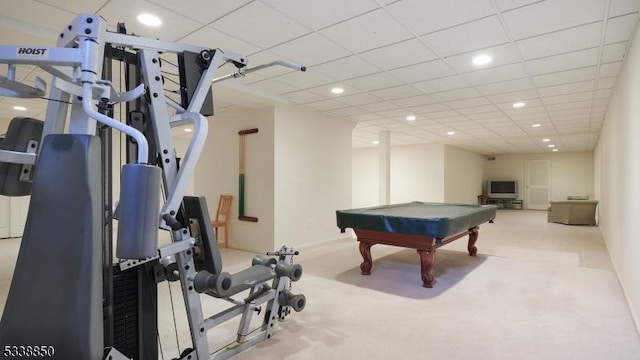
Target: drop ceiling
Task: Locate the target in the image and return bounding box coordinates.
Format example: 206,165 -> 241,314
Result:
0,0 -> 638,154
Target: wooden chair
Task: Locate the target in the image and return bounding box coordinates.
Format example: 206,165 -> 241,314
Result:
212,195 -> 232,248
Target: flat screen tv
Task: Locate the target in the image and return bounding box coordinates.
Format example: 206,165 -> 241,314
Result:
487,180 -> 518,199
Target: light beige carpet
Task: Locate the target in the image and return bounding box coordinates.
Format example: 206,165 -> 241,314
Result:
1,210 -> 639,359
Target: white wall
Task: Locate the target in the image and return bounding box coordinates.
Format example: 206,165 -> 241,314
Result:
484,152 -> 594,203
273,106 -> 354,248
351,143 -> 445,206
195,107 -> 275,253
444,145 -> 485,204
391,143 -> 445,203
594,22 -> 640,332
352,147 -> 379,208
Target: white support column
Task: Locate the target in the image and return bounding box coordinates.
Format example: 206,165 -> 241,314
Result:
378,130 -> 390,205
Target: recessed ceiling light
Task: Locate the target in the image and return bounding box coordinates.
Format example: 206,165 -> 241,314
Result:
513,102 -> 526,108
542,138 -> 550,142
12,105 -> 26,111
472,54 -> 492,65
531,124 -> 541,128
184,128 -> 193,133
552,149 -> 559,152
372,140 -> 379,145
447,131 -> 455,135
331,87 -> 344,94
137,13 -> 162,27
548,144 -> 555,148
406,115 -> 416,121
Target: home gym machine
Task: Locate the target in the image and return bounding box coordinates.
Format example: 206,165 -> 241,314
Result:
0,13 -> 306,360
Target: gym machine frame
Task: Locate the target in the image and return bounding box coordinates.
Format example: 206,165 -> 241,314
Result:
0,14 -> 306,360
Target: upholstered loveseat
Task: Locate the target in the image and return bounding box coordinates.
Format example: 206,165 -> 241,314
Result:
547,199 -> 598,225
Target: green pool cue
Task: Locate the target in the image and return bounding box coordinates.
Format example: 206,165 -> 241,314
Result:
238,128 -> 259,222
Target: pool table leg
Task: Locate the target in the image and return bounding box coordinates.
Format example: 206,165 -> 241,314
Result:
359,241 -> 374,275
468,228 -> 479,256
417,249 -> 435,288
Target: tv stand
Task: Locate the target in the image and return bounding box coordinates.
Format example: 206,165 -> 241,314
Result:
488,198 -> 522,210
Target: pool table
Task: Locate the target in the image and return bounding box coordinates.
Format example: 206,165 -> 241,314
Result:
336,202 -> 497,288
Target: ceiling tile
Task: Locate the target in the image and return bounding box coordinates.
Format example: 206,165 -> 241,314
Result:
421,16 -> 509,57
180,26 -> 260,56
246,79 -> 300,97
446,97 -> 492,109
319,9 -> 412,53
503,104 -> 547,116
305,99 -> 348,111
389,60 -> 455,83
359,101 -> 399,112
98,0 -> 203,41
385,0 -> 495,36
494,0 -> 542,11
269,33 -> 351,66
477,78 -> 533,96
444,43 -> 521,74
463,63 -> 528,85
336,93 -> 384,106
210,1 -> 311,48
510,113 -> 550,123
532,67 -> 597,87
37,0 -> 107,14
306,83 -> 362,97
412,75 -> 471,94
149,0 -> 251,24
537,80 -> 596,97
487,89 -> 539,103
596,88 -> 613,99
601,42 -> 628,62
275,69 -> 334,89
283,90 -> 327,104
467,111 -> 508,120
390,94 -> 437,107
2,1 -> 76,33
609,0 -> 640,17
605,13 -> 640,44
370,85 -> 423,100
313,56 -> 381,80
526,48 -> 600,75
516,22 -> 602,60
545,100 -> 593,112
599,61 -> 623,77
502,0 -> 606,40
541,91 -> 595,105
359,39 -> 438,70
408,104 -> 452,114
597,77 -> 617,89
265,0 -> 379,30
431,87 -> 482,102
377,108 -> 417,119
495,98 -> 543,109
435,115 -> 469,123
422,110 -> 461,119
457,105 -> 500,115
446,97 -> 490,109
345,72 -> 404,91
